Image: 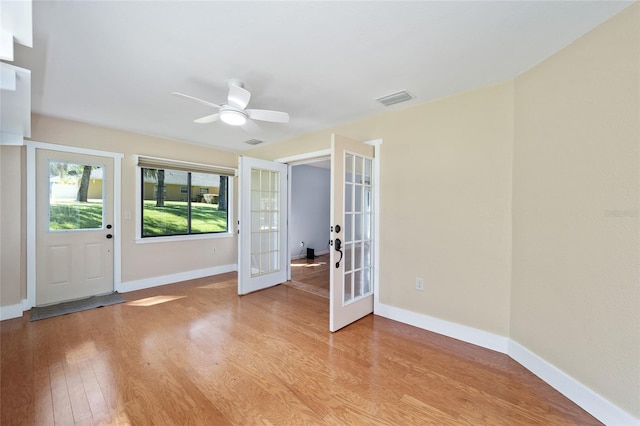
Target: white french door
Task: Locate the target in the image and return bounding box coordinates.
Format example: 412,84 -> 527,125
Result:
35,149 -> 115,305
329,134 -> 375,332
238,156 -> 288,294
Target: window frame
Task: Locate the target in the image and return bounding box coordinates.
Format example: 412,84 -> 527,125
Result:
135,156 -> 235,244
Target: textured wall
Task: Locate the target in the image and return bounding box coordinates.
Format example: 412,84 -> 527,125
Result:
512,4 -> 640,417
246,5 -> 640,416
0,146 -> 26,307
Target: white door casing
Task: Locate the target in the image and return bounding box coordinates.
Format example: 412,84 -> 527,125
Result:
35,149 -> 115,305
238,156 -> 288,294
26,141 -> 122,310
330,134 -> 375,332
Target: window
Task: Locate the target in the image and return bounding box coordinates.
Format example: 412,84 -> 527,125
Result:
48,161 -> 104,231
139,158 -> 234,238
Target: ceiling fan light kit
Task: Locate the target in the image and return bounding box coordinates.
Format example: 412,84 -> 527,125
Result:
220,108 -> 247,126
172,80 -> 289,132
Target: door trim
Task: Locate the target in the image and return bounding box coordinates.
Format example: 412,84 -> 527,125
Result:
365,139 -> 383,311
25,141 -> 124,309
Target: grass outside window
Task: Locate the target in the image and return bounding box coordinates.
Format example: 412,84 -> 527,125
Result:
141,167 -> 230,238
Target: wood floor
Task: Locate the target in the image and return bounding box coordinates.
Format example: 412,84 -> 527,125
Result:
288,253 -> 330,298
1,273 -> 601,425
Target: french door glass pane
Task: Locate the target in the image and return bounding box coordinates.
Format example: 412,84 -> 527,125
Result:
364,159 -> 372,185
48,161 -> 104,231
345,183 -> 353,213
355,156 -> 363,184
344,243 -> 353,272
364,187 -> 372,212
342,151 -> 374,305
363,213 -> 372,240
345,154 -> 354,183
354,242 -> 363,270
361,268 -> 371,294
251,168 -> 281,277
251,169 -> 260,190
344,272 -> 353,303
344,215 -> 352,243
363,241 -> 372,268
354,270 -> 363,297
354,214 -> 363,241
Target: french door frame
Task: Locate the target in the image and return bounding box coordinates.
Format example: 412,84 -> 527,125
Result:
274,138 -> 383,318
25,141 -> 123,309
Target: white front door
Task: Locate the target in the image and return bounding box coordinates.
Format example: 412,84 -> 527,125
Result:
329,134 -> 375,332
238,156 -> 288,294
36,149 -> 115,305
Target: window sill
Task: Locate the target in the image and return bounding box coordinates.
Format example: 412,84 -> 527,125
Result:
135,232 -> 234,244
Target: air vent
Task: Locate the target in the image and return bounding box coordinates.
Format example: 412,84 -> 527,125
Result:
376,90 -> 413,107
244,139 -> 263,146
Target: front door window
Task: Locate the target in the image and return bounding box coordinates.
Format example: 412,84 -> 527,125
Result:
48,161 -> 104,231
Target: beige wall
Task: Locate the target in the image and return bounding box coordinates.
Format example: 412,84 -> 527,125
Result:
0,115 -> 239,303
512,4 -> 640,417
0,146 -> 27,307
249,82 -> 515,337
247,4 -> 640,417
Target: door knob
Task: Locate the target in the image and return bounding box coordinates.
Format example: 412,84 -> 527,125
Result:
106,234 -> 113,239
334,238 -> 343,268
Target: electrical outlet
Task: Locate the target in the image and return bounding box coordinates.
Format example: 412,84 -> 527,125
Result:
415,277 -> 424,291
300,241 -> 304,247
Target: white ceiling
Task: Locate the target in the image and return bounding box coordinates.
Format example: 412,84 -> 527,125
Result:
14,0 -> 633,152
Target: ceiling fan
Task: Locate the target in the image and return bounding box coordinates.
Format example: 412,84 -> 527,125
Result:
172,80 -> 289,131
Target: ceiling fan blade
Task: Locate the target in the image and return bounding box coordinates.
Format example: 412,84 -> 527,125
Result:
227,83 -> 251,109
194,113 -> 220,124
241,119 -> 262,135
246,109 -> 290,123
172,92 -> 220,109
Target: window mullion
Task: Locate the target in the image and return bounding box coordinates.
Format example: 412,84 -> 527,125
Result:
187,173 -> 192,234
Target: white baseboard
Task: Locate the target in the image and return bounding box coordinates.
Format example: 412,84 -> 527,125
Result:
508,341 -> 639,426
0,299 -> 28,321
375,302 -> 509,354
374,302 -> 639,426
117,263 -> 237,293
291,249 -> 330,260
1,266 -> 238,321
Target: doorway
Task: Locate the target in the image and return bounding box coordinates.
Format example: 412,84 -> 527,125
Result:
288,159 -> 331,298
26,141 -> 123,309
238,135 -> 380,332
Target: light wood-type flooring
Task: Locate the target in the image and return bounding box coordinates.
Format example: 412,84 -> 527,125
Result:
287,253 -> 330,298
1,272 -> 601,425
